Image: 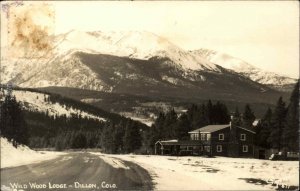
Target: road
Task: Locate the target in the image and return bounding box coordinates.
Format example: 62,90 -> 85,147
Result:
0,152 -> 153,191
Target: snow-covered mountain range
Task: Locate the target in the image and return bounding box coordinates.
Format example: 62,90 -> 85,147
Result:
0,30 -> 296,107
191,49 -> 297,91
53,30 -> 219,71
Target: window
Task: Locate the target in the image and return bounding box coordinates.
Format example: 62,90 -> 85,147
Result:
187,146 -> 193,151
191,133 -> 199,140
207,134 -> 211,141
240,134 -> 246,141
204,146 -> 210,152
201,134 -> 206,140
243,145 -> 248,152
180,146 -> 187,150
219,134 -> 224,140
217,145 -> 222,152
191,134 -> 194,140
193,146 -> 200,150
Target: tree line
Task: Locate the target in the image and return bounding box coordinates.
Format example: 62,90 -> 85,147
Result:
0,93 -> 28,147
143,82 -> 299,154
255,82 -> 299,152
0,88 -> 146,153
1,82 -> 298,154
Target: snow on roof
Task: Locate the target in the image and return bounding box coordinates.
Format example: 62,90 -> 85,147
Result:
156,140 -> 203,146
188,124 -> 256,134
188,124 -> 230,134
252,120 -> 259,126
161,140 -> 178,143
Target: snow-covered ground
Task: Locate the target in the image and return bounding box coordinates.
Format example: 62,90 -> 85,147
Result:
119,112 -> 154,127
13,90 -> 106,121
91,152 -> 299,190
0,137 -> 65,168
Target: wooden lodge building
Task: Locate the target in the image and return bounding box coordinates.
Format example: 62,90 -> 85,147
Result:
155,122 -> 256,158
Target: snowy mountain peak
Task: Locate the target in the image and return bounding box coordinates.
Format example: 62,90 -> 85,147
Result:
191,48 -> 297,88
54,30 -> 220,71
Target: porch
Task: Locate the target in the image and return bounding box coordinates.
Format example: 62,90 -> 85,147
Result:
155,140 -> 211,156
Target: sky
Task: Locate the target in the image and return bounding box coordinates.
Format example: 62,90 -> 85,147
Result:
1,1 -> 299,78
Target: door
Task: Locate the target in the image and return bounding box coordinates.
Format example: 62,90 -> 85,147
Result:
258,150 -> 265,159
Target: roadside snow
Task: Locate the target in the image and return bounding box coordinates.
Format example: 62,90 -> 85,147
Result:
91,153 -> 299,190
90,152 -> 130,169
1,137 -> 65,168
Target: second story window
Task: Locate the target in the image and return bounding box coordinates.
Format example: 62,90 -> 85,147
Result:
201,134 -> 206,140
191,133 -> 199,140
240,134 -> 246,141
219,133 -> 224,140
207,134 -> 211,141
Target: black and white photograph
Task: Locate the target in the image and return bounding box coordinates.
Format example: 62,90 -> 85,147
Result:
0,1 -> 299,190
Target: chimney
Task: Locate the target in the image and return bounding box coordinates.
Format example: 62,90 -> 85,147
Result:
230,115 -> 234,130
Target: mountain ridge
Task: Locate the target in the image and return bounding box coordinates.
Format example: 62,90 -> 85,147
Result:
190,48 -> 297,91
2,30 -> 296,92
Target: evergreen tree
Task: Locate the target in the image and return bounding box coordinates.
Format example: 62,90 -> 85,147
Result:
55,133 -> 66,151
112,123 -> 125,153
242,104 -> 256,128
232,107 -> 242,126
173,113 -> 191,140
268,97 -> 286,150
207,100 -> 213,124
71,131 -> 87,149
163,109 -> 178,139
255,108 -> 272,148
123,120 -> 142,153
282,82 -> 299,151
189,104 -> 209,129
100,123 -> 114,153
0,93 -> 28,147
212,102 -> 230,124
142,125 -> 158,154
154,112 -> 166,139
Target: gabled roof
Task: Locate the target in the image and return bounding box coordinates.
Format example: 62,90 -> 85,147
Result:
188,124 -> 230,133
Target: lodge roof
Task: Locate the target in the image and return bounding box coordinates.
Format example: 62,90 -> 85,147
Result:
188,124 -> 256,134
155,140 -> 203,146
188,124 -> 230,133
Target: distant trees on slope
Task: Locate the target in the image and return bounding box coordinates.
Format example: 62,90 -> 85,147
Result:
0,88 -> 145,153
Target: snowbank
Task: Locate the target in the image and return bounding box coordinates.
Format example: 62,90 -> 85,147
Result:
1,137 -> 65,168
91,153 -> 299,190
90,152 -> 130,169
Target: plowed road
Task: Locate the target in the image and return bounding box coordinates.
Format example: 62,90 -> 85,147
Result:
1,152 -> 153,191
